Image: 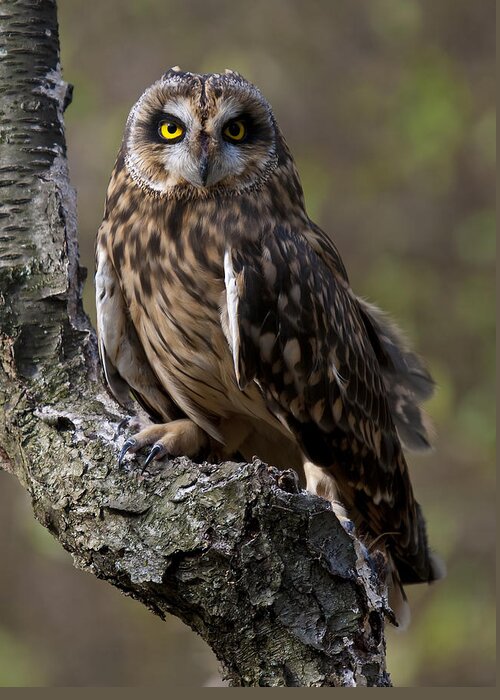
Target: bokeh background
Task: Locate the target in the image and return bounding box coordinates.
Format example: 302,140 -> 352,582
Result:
0,0 -> 495,687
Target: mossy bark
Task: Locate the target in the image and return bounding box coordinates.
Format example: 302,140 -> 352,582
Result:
0,0 -> 391,686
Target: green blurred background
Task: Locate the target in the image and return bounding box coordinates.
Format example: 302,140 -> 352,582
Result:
0,0 -> 495,687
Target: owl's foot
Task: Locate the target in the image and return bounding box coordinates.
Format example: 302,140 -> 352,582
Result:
114,414 -> 153,440
331,499 -> 356,535
118,419 -> 209,471
303,462 -> 356,534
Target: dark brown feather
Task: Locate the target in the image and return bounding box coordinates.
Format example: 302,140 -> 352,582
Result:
227,223 -> 439,584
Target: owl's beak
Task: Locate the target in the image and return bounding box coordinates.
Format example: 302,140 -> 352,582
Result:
199,151 -> 210,187
197,132 -> 211,187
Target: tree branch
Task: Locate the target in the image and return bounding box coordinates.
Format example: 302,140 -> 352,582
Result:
0,0 -> 391,686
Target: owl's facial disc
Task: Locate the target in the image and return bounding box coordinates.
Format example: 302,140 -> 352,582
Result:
153,99 -> 273,190
124,71 -> 280,196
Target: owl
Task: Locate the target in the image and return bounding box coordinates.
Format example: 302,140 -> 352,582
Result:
95,67 -> 443,626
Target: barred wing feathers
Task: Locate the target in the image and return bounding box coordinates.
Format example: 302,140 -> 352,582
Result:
224,224 -> 438,585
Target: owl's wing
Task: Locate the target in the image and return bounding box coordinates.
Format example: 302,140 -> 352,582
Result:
305,223 -> 436,452
223,224 -> 436,584
224,224 -> 398,467
95,235 -> 180,422
356,298 -> 435,451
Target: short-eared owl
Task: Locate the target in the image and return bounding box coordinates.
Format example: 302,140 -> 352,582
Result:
96,67 -> 443,625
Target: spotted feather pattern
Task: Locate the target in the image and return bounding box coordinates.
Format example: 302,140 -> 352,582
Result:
95,69 -> 442,611
226,224 -> 436,583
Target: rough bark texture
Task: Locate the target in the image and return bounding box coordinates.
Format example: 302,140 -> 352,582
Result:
0,0 -> 391,686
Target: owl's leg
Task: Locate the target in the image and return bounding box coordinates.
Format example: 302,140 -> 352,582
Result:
118,419 -> 209,470
303,461 -> 355,534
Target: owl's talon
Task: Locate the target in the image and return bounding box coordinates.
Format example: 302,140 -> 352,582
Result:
339,518 -> 356,536
142,443 -> 167,471
115,417 -> 130,439
330,499 -> 356,535
118,438 -> 137,468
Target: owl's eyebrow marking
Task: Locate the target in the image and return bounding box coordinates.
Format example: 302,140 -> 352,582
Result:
225,112 -> 252,127
158,112 -> 186,127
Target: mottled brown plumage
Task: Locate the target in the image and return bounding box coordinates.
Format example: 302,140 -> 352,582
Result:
95,68 -> 443,625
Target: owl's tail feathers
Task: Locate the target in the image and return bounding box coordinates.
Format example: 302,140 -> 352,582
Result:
387,567 -> 411,631
358,299 -> 435,452
388,551 -> 445,631
394,498 -> 447,586
384,362 -> 435,453
386,495 -> 446,628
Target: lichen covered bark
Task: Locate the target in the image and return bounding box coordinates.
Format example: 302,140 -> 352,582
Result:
0,0 -> 391,686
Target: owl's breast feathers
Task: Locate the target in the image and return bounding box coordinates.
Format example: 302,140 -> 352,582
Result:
97,165 -> 291,441
97,162 -> 441,590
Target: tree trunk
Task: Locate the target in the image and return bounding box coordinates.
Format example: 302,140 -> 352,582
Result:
0,0 -> 391,687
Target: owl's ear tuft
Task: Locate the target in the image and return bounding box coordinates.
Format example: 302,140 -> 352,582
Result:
224,68 -> 243,78
163,66 -> 182,79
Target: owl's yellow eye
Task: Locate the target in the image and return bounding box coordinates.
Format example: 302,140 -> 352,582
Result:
223,119 -> 246,142
159,121 -> 185,142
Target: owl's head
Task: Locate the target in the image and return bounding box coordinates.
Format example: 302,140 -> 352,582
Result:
122,68 -> 281,197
